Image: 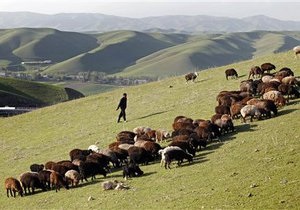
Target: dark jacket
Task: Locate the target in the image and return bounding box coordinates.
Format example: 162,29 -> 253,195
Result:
117,97 -> 127,110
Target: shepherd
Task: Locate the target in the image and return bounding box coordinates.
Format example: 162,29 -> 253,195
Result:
116,93 -> 127,123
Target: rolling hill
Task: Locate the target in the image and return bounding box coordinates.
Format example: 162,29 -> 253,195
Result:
1,12 -> 300,32
0,77 -> 84,107
0,51 -> 299,209
0,28 -> 299,79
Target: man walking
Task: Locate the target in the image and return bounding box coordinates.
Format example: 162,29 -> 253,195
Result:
116,93 -> 127,123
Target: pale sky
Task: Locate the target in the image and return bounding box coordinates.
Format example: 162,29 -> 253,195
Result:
1,0 -> 300,21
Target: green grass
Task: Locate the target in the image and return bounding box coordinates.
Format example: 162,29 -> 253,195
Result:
0,51 -> 299,209
0,77 -> 80,105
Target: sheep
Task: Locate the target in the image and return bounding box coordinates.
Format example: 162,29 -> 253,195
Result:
127,146 -> 153,165
169,140 -> 196,156
116,131 -> 136,143
29,164 -> 44,173
65,170 -> 81,187
133,126 -> 152,136
293,45 -> 300,58
88,144 -> 100,153
263,90 -> 286,107
278,84 -> 300,101
78,161 -> 107,182
38,170 -> 52,190
240,80 -> 256,95
50,171 -> 69,192
19,172 -> 46,195
164,149 -> 193,169
86,153 -> 110,171
122,163 -> 144,180
240,105 -> 261,123
261,75 -> 274,83
155,129 -> 171,143
99,148 -> 120,168
230,103 -> 245,119
281,76 -> 298,86
118,143 -> 134,151
261,63 -> 276,74
102,180 -> 129,190
225,68 -> 238,80
248,66 -> 263,79
158,146 -> 183,167
247,99 -> 277,118
215,105 -> 231,115
4,177 -> 23,198
69,149 -> 93,161
185,72 -> 198,83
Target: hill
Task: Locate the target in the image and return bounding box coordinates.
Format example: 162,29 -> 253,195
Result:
1,28 -> 300,79
0,77 -> 84,106
0,51 -> 299,209
1,12 -> 300,32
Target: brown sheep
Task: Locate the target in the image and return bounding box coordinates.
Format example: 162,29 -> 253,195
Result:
69,149 -> 93,161
215,105 -> 231,115
4,177 -> 23,198
50,171 -> 69,192
247,99 -> 277,118
225,68 -> 238,80
293,45 -> 300,58
230,103 -> 245,119
155,129 -> 171,142
261,63 -> 276,74
20,172 -> 46,195
248,66 -> 263,79
281,76 -> 298,85
65,170 -> 81,187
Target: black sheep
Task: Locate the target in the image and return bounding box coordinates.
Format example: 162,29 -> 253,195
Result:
122,163 -> 144,180
164,149 -> 193,169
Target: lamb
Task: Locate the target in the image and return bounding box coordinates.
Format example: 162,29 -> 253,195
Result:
65,170 -> 81,187
164,149 -> 193,169
185,72 -> 198,83
4,177 -> 23,198
240,105 -> 261,123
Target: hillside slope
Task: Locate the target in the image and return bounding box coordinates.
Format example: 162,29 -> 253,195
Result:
0,77 -> 84,106
0,51 -> 299,209
1,29 -> 299,78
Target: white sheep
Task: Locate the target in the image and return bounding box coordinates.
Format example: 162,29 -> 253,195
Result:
293,46 -> 300,58
65,170 -> 81,187
263,90 -> 286,107
88,144 -> 100,153
240,105 -> 261,123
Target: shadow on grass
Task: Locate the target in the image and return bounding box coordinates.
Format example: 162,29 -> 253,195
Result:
238,74 -> 247,79
278,108 -> 298,116
134,110 -> 169,121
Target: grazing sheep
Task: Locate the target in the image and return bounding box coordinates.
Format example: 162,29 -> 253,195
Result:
240,80 -> 256,95
230,103 -> 245,119
158,146 -> 183,167
122,163 -> 144,180
261,63 -> 276,74
50,171 -> 69,192
263,90 -> 286,107
155,129 -> 171,142
164,149 -> 193,169
261,75 -> 274,83
65,170 -> 81,187
133,126 -> 152,136
99,148 -> 120,168
69,149 -> 93,161
281,76 -> 298,86
225,68 -> 238,80
78,161 -> 107,182
293,45 -> 300,58
240,105 -> 261,123
88,145 -> 100,153
248,66 -> 263,79
215,105 -> 231,115
4,177 -> 23,198
38,170 -> 52,190
185,72 -> 198,83
19,172 -> 46,195
30,164 -> 44,173
116,131 -> 136,143
127,146 -> 153,165
247,99 -> 277,118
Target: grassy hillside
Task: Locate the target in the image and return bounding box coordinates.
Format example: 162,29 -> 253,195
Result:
1,29 -> 300,78
117,31 -> 300,78
0,51 -> 299,209
0,77 -> 84,106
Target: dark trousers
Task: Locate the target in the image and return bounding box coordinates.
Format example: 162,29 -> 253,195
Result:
118,109 -> 126,122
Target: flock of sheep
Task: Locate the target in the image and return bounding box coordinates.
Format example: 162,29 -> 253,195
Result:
4,49 -> 299,198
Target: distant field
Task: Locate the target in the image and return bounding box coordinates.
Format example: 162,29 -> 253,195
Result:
0,51 -> 299,209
